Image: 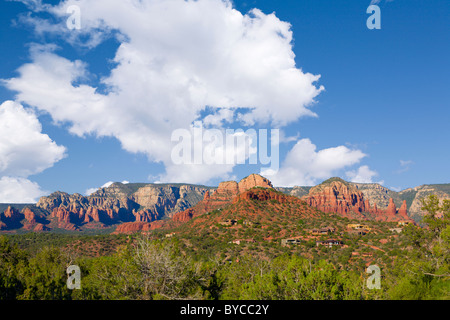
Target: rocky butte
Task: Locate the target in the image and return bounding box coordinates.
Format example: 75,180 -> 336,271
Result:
1,174 -> 446,234
0,205 -> 46,231
174,174 -> 273,221
115,174 -> 274,233
30,183 -> 213,231
301,178 -> 415,223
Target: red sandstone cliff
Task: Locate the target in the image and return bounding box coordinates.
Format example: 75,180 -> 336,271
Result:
302,178 -> 414,222
168,174 -> 273,226
302,179 -> 367,219
398,200 -> 408,218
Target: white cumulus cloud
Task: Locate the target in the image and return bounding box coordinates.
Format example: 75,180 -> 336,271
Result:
0,100 -> 66,177
262,138 -> 367,187
0,100 -> 66,203
0,176 -> 48,203
6,0 -> 324,184
346,165 -> 384,184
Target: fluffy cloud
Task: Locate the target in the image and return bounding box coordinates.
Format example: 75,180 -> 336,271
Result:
6,0 -> 324,183
0,100 -> 65,202
346,165 -> 383,184
0,100 -> 66,177
0,176 -> 48,203
262,138 -> 366,187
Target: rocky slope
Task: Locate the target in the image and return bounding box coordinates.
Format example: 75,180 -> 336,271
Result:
115,174 -> 274,233
398,184 -> 450,220
116,175 -> 418,234
347,182 -> 449,222
275,186 -> 311,198
299,178 -> 414,223
175,174 -> 273,220
169,187 -> 323,237
0,182 -> 213,232
1,175 -> 448,233
0,205 -> 49,232
352,183 -> 401,208
276,180 -> 449,223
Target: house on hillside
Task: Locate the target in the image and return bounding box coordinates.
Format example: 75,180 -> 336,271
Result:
347,224 -> 371,232
281,238 -> 303,246
219,219 -> 237,226
316,239 -> 343,247
311,227 -> 336,236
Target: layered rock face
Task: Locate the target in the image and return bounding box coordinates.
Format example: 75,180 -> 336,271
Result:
33,182 -> 212,231
167,174 -> 274,227
234,187 -> 293,204
399,185 -> 450,220
0,206 -> 44,231
398,200 -> 408,218
302,178 -> 414,222
238,174 -> 273,193
275,186 -> 310,198
0,206 -> 22,230
302,179 -> 367,219
3,174 -> 443,234
352,183 -> 396,209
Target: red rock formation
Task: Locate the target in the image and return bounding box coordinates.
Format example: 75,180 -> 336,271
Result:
52,207 -> 72,223
23,208 -> 36,224
90,207 -> 100,222
302,179 -> 414,223
302,180 -> 366,219
398,200 -> 408,218
172,208 -> 194,223
0,206 -> 24,229
238,174 -> 273,193
34,223 -> 50,232
133,174 -> 276,232
4,206 -> 20,219
50,207 -> 80,230
211,181 -> 239,199
386,198 -> 397,216
364,199 -> 371,212
113,222 -> 152,234
234,188 -> 286,203
133,209 -> 154,222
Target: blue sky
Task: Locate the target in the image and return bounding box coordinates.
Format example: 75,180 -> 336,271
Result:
0,0 -> 449,202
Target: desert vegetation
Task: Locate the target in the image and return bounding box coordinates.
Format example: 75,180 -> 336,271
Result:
0,195 -> 448,300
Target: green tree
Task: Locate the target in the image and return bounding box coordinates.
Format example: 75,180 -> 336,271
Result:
18,246 -> 73,300
74,245 -> 143,300
387,195 -> 450,299
0,236 -> 27,299
132,236 -> 206,299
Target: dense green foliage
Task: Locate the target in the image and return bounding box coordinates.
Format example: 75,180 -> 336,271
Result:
386,195 -> 450,299
0,195 -> 448,300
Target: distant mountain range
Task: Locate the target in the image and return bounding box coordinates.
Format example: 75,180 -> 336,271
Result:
0,174 -> 448,233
